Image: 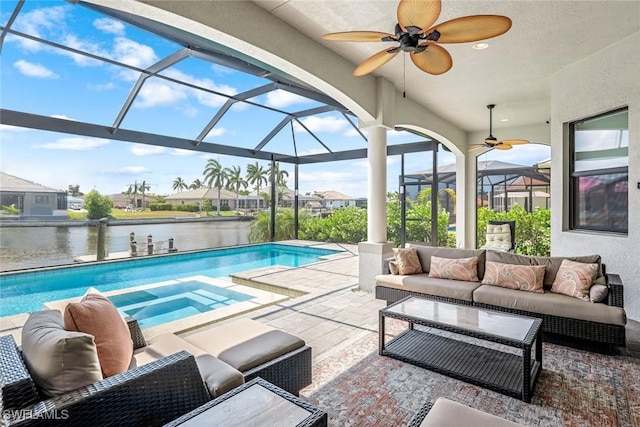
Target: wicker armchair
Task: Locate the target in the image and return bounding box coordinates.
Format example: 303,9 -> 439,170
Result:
0,321 -> 210,427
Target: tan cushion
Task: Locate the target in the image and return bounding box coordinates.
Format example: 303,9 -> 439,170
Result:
135,333 -> 243,397
184,318 -> 305,372
393,247 -> 422,275
481,261 -> 545,294
64,293 -> 133,378
420,397 -> 524,427
389,260 -> 400,275
428,256 -> 479,282
408,244 -> 486,279
375,273 -> 481,302
550,259 -> 599,301
483,223 -> 512,251
590,277 -> 609,303
21,310 -> 103,397
473,285 -> 626,326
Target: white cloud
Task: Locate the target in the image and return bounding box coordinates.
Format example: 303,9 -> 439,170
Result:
294,116 -> 349,133
136,81 -> 187,108
171,149 -> 198,156
39,137 -> 109,150
164,68 -> 237,108
130,145 -> 167,156
298,147 -> 329,156
9,6 -> 68,52
205,128 -> 227,139
51,114 -> 76,121
343,127 -> 364,137
265,90 -> 313,108
104,166 -> 149,174
112,37 -> 157,70
93,18 -> 125,36
0,124 -> 30,132
13,60 -> 58,78
210,64 -> 236,76
298,169 -> 366,198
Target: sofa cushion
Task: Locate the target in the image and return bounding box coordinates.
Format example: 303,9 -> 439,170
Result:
481,261 -> 545,294
550,259 -> 599,301
183,318 -> 305,372
428,256 -> 479,282
407,244 -> 487,279
486,251 -> 603,289
590,277 -> 609,303
375,273 -> 481,302
420,397 -> 524,427
21,310 -> 103,397
134,332 -> 243,397
473,285 -> 626,326
393,247 -> 423,274
64,293 -> 133,378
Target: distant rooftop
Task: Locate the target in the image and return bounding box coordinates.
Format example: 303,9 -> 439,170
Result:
0,172 -> 62,193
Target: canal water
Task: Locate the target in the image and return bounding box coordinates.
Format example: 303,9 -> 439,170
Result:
0,221 -> 252,272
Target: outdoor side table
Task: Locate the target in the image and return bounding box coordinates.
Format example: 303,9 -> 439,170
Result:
164,377 -> 327,427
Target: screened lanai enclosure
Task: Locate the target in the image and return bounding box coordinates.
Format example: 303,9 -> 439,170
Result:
1,0 -> 453,247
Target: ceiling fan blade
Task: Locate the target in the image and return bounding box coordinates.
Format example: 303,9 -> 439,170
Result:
501,139 -> 529,145
322,31 -> 397,42
411,42 -> 452,75
426,15 -> 512,43
398,0 -> 441,33
494,143 -> 512,150
353,47 -> 400,76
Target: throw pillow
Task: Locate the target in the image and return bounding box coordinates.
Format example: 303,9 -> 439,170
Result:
484,224 -> 512,251
64,292 -> 133,378
428,256 -> 479,282
392,247 -> 423,275
388,260 -> 400,275
481,261 -> 546,293
550,259 -> 599,301
21,310 -> 103,397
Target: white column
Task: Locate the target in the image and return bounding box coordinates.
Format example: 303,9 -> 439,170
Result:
367,125 -> 388,243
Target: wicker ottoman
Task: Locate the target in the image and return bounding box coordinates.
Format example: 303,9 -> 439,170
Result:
183,318 -> 313,396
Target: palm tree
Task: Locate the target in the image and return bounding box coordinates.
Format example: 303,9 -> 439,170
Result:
138,180 -> 151,210
226,165 -> 248,213
124,182 -> 139,208
246,162 -> 268,212
190,179 -> 204,190
268,162 -> 289,207
203,159 -> 230,215
172,177 -> 188,193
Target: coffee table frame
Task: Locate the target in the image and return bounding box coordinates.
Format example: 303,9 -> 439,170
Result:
379,296 -> 542,402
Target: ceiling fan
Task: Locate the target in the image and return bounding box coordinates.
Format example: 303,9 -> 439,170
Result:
322,0 -> 512,76
472,104 -> 529,151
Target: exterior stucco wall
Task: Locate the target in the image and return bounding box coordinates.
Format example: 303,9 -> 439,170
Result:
550,32 -> 640,321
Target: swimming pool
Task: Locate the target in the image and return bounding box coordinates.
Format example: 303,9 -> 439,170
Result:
0,243 -> 340,317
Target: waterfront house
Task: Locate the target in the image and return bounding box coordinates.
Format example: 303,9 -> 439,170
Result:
0,172 -> 67,219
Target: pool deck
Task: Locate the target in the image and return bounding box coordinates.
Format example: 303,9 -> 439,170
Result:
3,240 -> 638,364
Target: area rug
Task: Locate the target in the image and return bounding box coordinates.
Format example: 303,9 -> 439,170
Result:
301,326 -> 640,426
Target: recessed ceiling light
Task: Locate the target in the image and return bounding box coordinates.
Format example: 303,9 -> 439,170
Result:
500,118 -> 509,122
472,43 -> 489,50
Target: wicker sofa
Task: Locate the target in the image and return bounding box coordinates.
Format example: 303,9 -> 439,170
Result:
0,317 -> 312,426
375,244 -> 627,348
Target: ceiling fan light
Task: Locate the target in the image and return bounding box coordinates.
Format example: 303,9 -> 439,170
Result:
472,42 -> 488,50
484,136 -> 498,145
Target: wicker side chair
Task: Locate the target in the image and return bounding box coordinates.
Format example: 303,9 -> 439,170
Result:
0,326 -> 210,426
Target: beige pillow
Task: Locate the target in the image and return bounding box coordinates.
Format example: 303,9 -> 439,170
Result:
392,247 -> 423,275
550,259 -> 598,301
484,224 -> 512,251
64,293 -> 133,378
481,261 -> 546,293
21,310 -> 103,397
389,260 -> 400,275
428,256 -> 479,282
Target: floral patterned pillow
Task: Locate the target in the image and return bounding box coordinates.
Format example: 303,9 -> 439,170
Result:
428,256 -> 479,282
392,248 -> 423,275
550,259 -> 599,301
481,261 -> 546,293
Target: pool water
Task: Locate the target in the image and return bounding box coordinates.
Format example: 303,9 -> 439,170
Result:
0,243 -> 340,317
110,281 -> 254,328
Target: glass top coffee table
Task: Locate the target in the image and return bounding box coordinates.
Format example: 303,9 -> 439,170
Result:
379,296 -> 542,402
164,377 -> 327,427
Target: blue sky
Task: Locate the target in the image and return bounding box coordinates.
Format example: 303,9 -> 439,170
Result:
0,1 -> 550,199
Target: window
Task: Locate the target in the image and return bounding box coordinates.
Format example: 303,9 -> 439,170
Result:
570,108 -> 628,233
35,195 -> 49,204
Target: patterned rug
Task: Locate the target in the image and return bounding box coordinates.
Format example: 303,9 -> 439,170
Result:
301,325 -> 640,426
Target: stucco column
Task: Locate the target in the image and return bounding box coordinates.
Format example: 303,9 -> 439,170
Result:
367,125 -> 388,243
359,125 -> 393,292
